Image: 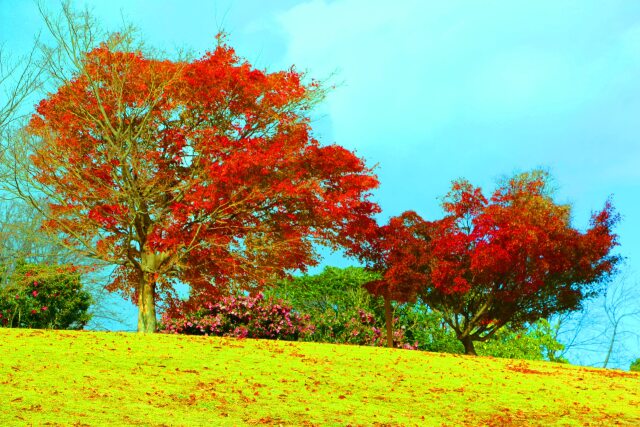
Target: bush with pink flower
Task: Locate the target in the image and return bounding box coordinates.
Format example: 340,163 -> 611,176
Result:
0,261 -> 92,329
159,293 -> 314,341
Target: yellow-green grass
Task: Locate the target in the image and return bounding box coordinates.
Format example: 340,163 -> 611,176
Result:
0,329 -> 638,426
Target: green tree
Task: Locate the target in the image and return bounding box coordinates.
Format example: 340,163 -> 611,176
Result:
268,266 -> 383,316
267,267 -> 393,346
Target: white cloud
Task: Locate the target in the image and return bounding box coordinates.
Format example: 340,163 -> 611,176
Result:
277,0 -> 640,154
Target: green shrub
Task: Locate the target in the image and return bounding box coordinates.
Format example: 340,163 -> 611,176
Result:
0,262 -> 92,329
393,303 -> 462,353
630,358 -> 640,372
477,319 -> 567,362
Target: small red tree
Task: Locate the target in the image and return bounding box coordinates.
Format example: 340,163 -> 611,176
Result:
360,211 -> 432,347
362,171 -> 619,354
20,37 -> 379,332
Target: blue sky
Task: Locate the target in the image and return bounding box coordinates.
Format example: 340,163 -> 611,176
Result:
2,1 -> 639,367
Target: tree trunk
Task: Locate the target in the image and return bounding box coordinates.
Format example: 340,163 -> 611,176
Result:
461,336 -> 477,355
603,321 -> 618,368
137,272 -> 157,333
384,296 -> 393,348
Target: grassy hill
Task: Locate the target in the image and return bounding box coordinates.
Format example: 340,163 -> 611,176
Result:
0,328 -> 638,426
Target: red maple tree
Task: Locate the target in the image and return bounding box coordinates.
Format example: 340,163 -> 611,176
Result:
362,171 -> 619,354
24,39 -> 379,332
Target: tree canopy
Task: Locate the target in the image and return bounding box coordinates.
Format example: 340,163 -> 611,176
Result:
361,171 -> 619,354
18,36 -> 379,332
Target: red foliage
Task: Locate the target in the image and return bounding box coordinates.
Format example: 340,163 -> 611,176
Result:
361,172 -> 619,349
28,40 -> 379,327
360,211 -> 432,302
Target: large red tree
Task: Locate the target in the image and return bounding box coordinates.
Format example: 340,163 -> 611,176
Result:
362,172 -> 619,354
23,39 -> 379,332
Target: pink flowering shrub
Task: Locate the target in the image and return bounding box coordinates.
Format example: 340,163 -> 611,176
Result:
0,262 -> 92,330
159,293 -> 314,341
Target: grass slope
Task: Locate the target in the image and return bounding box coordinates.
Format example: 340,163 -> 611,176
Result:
0,329 -> 638,426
